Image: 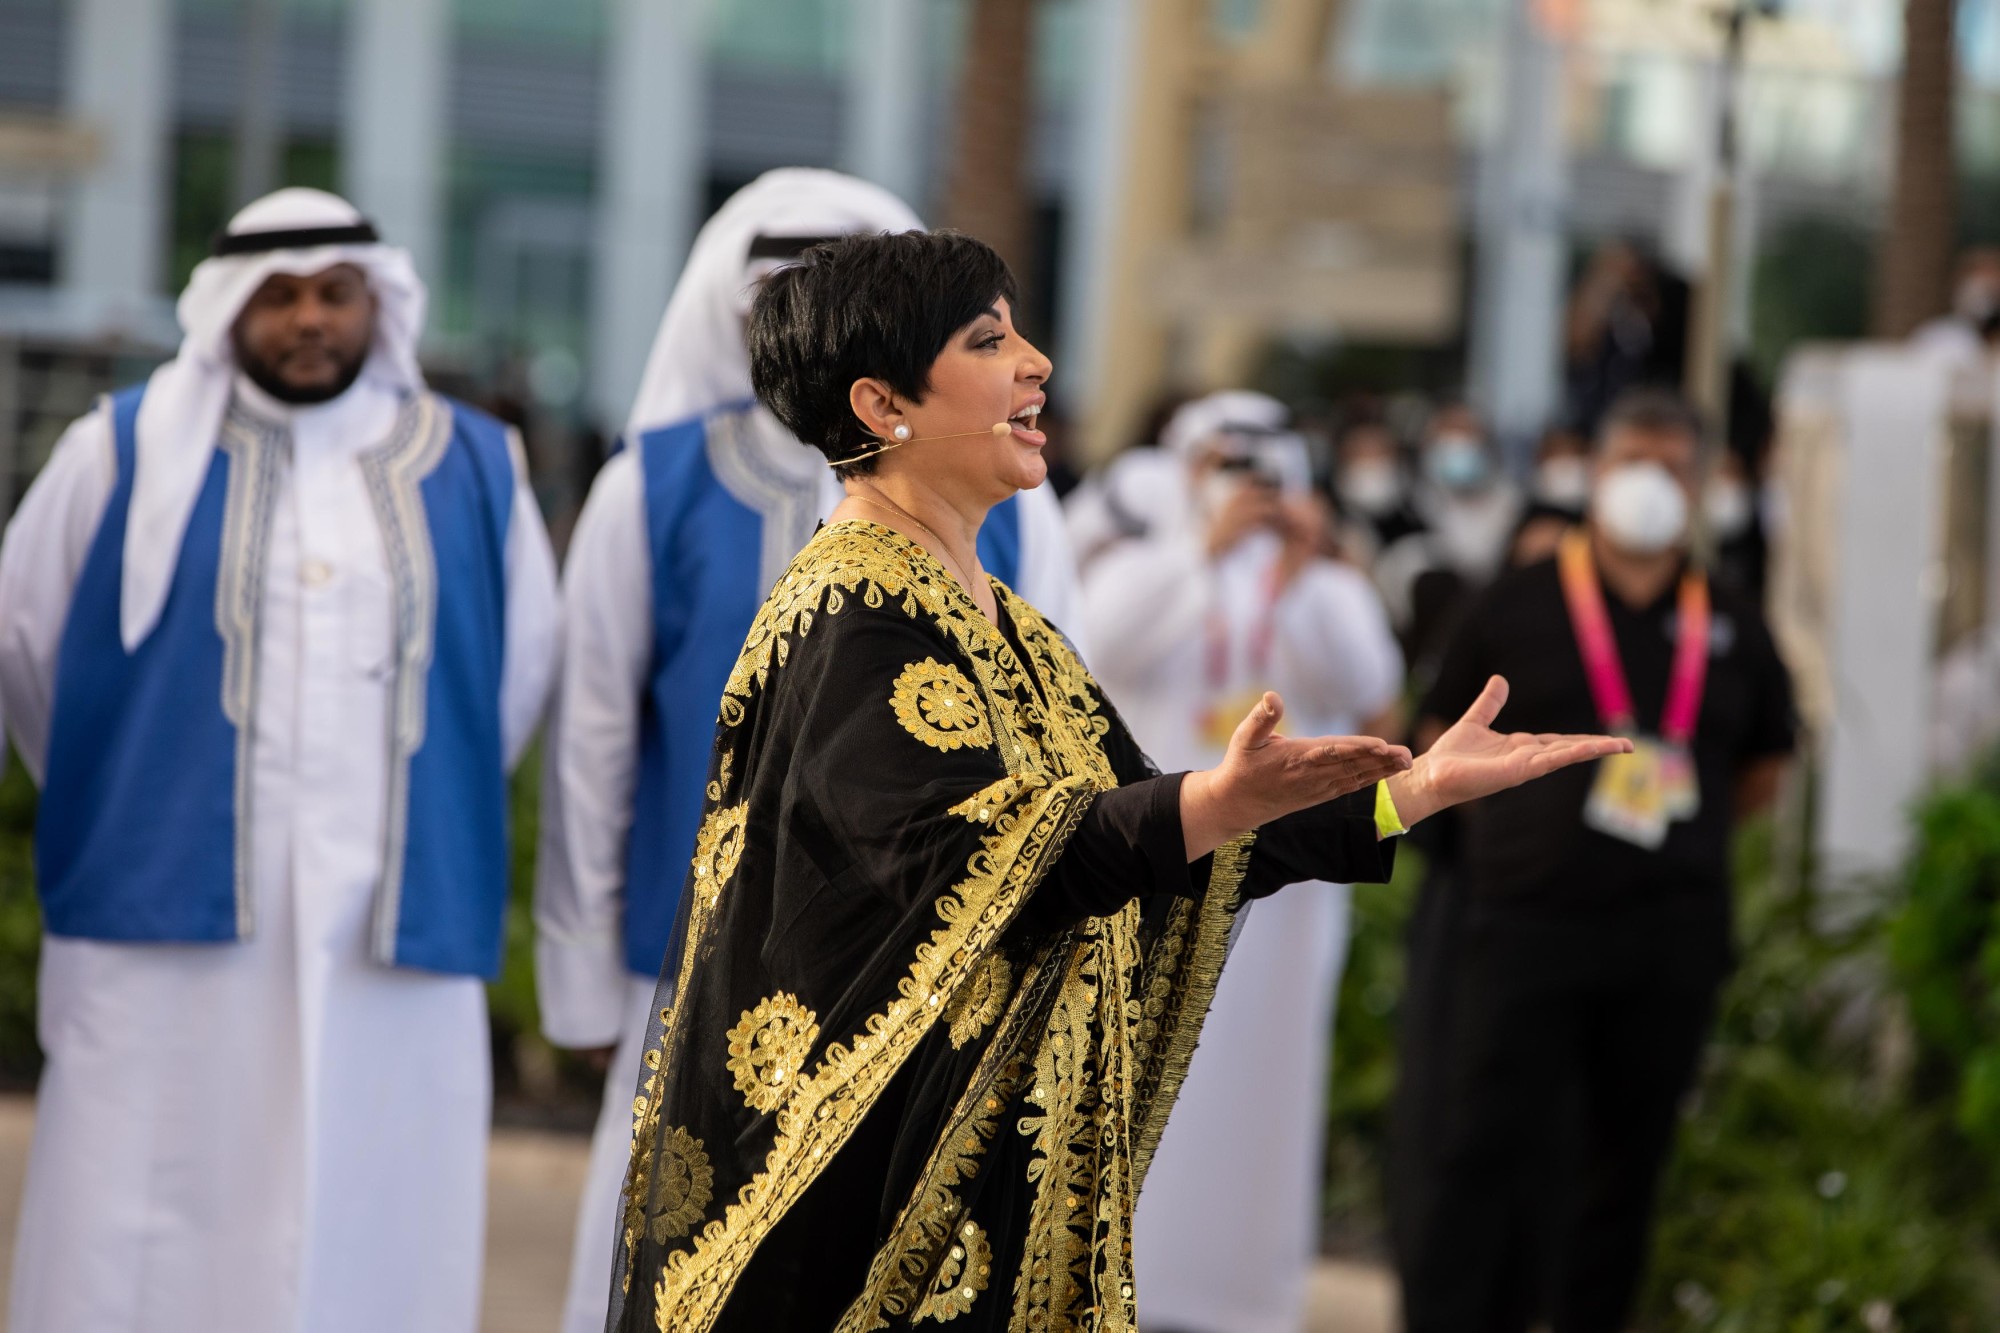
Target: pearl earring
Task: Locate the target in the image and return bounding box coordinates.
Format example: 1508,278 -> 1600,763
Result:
892,424 -> 911,441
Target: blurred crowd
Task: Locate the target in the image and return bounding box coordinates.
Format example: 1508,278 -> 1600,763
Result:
0,167 -> 1802,1333
1065,241 -> 1780,697
1056,237 -> 1799,1333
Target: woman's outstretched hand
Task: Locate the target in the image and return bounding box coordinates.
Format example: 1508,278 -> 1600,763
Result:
1181,691 -> 1413,860
1179,677 -> 1630,860
1384,675 -> 1632,829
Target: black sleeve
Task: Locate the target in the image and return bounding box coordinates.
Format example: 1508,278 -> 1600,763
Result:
1240,788 -> 1397,900
1021,776 -> 1396,932
1019,774 -> 1191,932
1734,605 -> 1799,761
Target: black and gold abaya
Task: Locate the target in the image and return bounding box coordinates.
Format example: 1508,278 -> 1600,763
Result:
610,521 -> 1392,1331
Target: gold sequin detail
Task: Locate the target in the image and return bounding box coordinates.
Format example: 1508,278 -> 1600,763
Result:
890,658 -> 994,752
689,803 -> 747,908
914,1219 -> 993,1323
943,952 -> 1011,1050
947,775 -> 1047,825
725,993 -> 821,1113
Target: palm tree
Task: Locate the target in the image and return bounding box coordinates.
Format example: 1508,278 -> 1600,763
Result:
940,0 -> 1037,297
1874,0 -> 1956,339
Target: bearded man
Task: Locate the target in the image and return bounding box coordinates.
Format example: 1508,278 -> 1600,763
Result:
0,188 -> 560,1333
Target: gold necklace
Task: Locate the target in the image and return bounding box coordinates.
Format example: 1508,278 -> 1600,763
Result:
852,489 -> 983,600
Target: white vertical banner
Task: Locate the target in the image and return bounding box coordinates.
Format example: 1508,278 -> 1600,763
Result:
62,0 -> 174,321
1055,0 -> 1139,410
343,0 -> 450,288
1820,349 -> 1949,879
1468,0 -> 1568,455
841,0 -> 927,212
591,0 -> 706,430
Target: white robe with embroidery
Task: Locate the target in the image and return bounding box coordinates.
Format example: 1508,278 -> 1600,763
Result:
0,377 -> 560,1333
1082,529 -> 1402,1333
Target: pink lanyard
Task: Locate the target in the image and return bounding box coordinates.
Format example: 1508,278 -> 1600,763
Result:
1556,530 -> 1710,743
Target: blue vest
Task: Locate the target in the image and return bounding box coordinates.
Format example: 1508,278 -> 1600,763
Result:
622,404 -> 1020,975
38,384 -> 517,978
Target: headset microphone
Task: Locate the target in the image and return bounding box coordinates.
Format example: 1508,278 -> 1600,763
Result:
828,421 -> 1013,468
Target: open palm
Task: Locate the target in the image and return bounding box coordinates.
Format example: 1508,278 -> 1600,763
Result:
1411,675 -> 1631,815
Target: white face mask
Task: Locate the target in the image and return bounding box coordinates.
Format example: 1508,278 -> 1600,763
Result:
1592,462 -> 1689,555
1704,477 -> 1754,540
1338,459 -> 1404,515
1533,456 -> 1591,508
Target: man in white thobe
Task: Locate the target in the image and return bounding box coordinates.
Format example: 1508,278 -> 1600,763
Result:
0,188 -> 560,1333
534,167 -> 1083,1333
1079,391 -> 1403,1333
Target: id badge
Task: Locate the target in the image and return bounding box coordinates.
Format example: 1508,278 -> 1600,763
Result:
1200,686 -> 1278,751
1659,743 -> 1701,822
1584,740 -> 1671,850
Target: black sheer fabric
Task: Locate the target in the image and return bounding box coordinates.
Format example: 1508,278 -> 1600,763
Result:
609,521 -> 1393,1331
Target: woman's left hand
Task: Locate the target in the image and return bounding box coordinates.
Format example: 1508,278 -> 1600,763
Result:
1385,675 -> 1631,829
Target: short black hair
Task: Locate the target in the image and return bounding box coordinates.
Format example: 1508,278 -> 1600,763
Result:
748,230 -> 1018,478
1596,387 -> 1707,452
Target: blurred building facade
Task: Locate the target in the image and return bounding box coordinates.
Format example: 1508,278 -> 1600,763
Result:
0,0 -> 1976,478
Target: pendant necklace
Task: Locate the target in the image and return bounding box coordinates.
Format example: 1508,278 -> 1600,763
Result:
852,489 -> 983,602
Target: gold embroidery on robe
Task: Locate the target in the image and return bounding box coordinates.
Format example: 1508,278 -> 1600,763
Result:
625,524 -> 1247,1332
725,993 -> 822,1113
689,803 -> 747,908
891,657 -> 995,752
644,1125 -> 715,1242
948,774 -> 1047,825
914,1219 -> 993,1322
943,951 -> 1011,1050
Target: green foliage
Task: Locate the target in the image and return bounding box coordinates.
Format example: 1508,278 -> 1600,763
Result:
1321,842 -> 1421,1241
1640,822 -> 1994,1330
169,133 -> 341,291
1324,804 -> 2000,1327
0,758 -> 42,1087
1749,218 -> 1874,386
489,746 -> 545,1046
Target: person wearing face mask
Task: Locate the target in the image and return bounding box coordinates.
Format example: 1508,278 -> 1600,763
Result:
1412,405 -> 1523,578
1510,426 -> 1594,568
1704,447 -> 1768,597
1912,247 -> 2000,365
1372,403 -> 1523,679
1388,388 -> 1797,1333
1333,413 -> 1424,557
1079,390 -> 1407,1333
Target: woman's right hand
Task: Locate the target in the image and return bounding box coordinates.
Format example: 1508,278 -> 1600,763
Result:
1179,691 -> 1412,861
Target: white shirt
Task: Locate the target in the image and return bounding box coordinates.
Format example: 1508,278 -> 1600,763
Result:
1,376 -> 560,1333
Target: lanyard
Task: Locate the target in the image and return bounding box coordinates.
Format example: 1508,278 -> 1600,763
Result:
1556,529 -> 1710,743
1206,559 -> 1285,689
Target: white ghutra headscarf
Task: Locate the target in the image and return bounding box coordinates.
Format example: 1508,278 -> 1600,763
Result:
624,168 -> 923,439
122,187 -> 428,649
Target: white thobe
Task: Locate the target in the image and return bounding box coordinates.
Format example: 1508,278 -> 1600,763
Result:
1083,529 -> 1402,1333
535,428 -> 1084,1333
0,376 -> 560,1333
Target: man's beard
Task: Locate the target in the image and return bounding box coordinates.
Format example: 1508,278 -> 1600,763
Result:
237,347 -> 369,405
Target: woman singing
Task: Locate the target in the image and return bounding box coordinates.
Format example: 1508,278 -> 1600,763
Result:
610,230 -> 1624,1331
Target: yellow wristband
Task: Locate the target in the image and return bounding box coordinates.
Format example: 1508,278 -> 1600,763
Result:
1374,779 -> 1406,839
